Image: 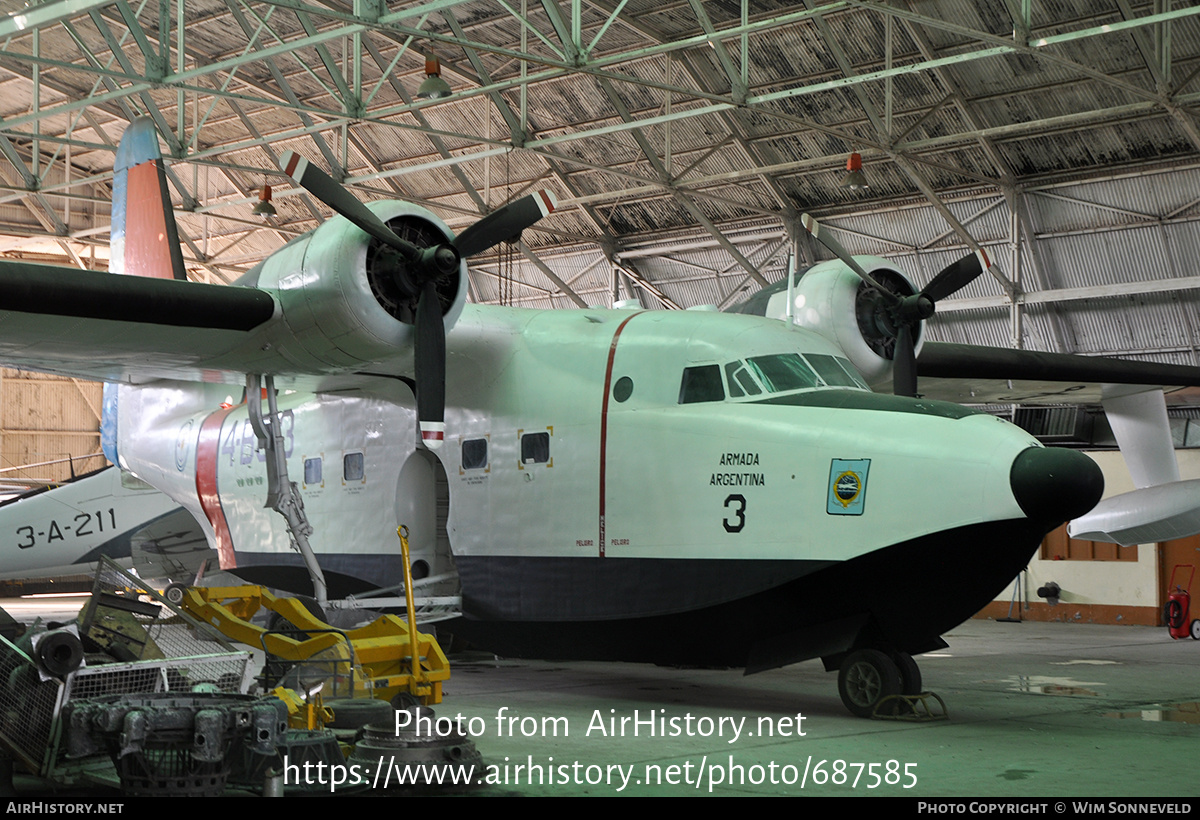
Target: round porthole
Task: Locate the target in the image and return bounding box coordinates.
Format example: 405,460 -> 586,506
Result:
411,559 -> 430,580
613,376 -> 634,402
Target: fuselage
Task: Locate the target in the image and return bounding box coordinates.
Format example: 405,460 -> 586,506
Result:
110,302 -> 1100,667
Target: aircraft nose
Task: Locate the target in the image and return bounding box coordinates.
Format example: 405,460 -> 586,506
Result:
1009,446 -> 1104,525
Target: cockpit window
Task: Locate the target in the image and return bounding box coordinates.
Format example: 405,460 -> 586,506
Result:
714,353 -> 870,401
683,354 -> 868,405
679,365 -> 725,404
807,354 -> 869,390
724,361 -> 763,398
745,354 -> 820,392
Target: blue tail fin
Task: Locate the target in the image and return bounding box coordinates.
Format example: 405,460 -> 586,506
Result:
110,118 -> 187,281
104,118 -> 188,466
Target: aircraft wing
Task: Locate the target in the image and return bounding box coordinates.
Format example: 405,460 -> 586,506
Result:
916,342 -> 1200,405
0,260 -> 275,383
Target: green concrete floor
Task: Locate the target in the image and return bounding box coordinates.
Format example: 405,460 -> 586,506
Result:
6,595 -> 1198,798
434,619 -> 1200,797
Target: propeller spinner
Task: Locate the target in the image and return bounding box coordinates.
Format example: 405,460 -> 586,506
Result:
800,213 -> 989,398
280,151 -> 556,448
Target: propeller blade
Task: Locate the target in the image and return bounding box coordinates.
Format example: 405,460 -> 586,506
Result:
455,190 -> 558,258
893,322 -> 918,398
800,213 -> 899,304
414,280 -> 446,450
280,151 -> 419,262
922,248 -> 990,303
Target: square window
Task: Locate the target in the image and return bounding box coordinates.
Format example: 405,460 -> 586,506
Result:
521,432 -> 550,464
304,457 -> 322,485
344,452 -> 364,481
462,438 -> 488,470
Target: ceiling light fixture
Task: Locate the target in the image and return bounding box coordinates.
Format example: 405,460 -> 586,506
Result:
841,151 -> 868,190
417,55 -> 453,100
251,184 -> 277,218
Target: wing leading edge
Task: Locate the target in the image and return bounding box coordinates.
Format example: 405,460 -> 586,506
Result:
0,260 -> 276,383
916,342 -> 1200,405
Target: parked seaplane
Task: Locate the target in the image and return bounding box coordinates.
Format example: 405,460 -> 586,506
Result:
2,118 -> 1198,717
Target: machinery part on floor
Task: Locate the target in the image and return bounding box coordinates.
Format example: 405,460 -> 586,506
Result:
242,728 -> 345,794
324,697 -> 393,730
21,627 -> 84,678
344,706 -> 482,791
270,685 -> 334,731
0,557 -> 252,783
180,584 -> 448,706
62,692 -> 288,796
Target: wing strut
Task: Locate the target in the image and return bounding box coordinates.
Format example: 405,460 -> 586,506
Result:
247,374 -> 327,606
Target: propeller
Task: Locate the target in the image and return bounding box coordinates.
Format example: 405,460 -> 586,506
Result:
800,212 -> 990,398
281,151 -> 557,449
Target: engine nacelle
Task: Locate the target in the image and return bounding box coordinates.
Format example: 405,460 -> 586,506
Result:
251,201 -> 467,374
788,258 -> 925,390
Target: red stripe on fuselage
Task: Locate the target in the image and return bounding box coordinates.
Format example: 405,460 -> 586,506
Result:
598,312 -> 643,558
195,404 -> 240,569
124,160 -> 177,280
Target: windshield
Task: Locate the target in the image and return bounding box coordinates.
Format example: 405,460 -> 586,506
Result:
731,353 -> 868,398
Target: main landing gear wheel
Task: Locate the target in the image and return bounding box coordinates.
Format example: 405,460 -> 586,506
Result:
838,649 -> 902,718
890,651 -> 923,695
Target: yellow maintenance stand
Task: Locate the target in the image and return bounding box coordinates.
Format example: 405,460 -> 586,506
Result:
179,526 -> 449,707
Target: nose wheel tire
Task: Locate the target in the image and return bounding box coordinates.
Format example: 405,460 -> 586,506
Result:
838,649 -> 903,718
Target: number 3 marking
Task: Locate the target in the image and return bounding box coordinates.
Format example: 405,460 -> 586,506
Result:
723,494 -> 746,533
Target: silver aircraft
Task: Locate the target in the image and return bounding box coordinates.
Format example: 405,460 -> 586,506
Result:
1,118 -> 1196,716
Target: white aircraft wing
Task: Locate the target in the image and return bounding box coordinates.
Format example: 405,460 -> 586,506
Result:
0,260 -> 276,383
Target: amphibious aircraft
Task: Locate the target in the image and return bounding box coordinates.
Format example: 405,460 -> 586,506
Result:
2,118 -> 1198,717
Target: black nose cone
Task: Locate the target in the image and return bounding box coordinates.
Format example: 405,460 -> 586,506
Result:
1010,447 -> 1104,525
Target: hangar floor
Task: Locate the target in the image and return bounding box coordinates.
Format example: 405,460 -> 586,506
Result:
439,619 -> 1200,797
5,596 -> 1197,798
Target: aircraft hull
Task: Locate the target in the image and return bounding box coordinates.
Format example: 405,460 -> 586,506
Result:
228,515 -> 1045,669
443,516 -> 1046,669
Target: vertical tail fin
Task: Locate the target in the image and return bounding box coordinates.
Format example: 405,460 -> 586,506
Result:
110,118 -> 187,280
105,118 -> 188,466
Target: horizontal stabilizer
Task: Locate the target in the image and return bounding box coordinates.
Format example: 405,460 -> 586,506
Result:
1068,480 -> 1200,546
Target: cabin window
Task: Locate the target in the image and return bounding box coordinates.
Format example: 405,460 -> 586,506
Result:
679,365 -> 725,404
462,438 -> 488,470
304,457 -> 322,485
521,432 -> 550,464
343,452 -> 364,482
745,354 -> 820,392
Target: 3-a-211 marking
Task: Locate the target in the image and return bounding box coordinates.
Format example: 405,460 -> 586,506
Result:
15,508 -> 117,549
